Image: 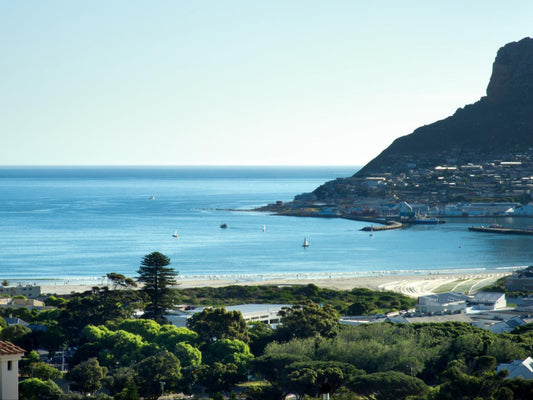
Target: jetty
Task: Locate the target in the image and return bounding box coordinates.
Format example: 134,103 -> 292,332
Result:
361,220 -> 403,232
468,225 -> 533,236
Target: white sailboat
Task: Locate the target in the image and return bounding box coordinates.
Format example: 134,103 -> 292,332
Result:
302,237 -> 309,247
263,225 -> 266,232
172,230 -> 179,238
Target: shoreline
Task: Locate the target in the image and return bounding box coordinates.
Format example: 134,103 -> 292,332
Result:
38,269 -> 515,298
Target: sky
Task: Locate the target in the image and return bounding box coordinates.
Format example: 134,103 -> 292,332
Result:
1,1 -> 532,166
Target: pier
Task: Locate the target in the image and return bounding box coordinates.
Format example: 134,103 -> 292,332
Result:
468,225 -> 533,236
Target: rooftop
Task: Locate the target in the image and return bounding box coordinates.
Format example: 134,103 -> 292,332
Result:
0,340 -> 25,355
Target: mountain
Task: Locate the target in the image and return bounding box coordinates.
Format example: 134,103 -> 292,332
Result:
358,37 -> 533,176
294,37 -> 533,205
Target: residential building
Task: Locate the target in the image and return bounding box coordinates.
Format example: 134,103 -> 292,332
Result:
0,340 -> 25,400
0,285 -> 40,299
497,357 -> 533,379
3,318 -> 29,328
485,316 -> 526,334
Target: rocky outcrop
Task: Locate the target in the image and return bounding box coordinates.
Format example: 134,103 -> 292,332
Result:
486,37 -> 533,104
356,37 -> 533,177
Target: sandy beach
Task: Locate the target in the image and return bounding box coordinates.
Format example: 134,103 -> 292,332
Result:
40,271 -> 511,298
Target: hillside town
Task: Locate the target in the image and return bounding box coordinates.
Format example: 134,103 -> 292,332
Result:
262,151 -> 533,220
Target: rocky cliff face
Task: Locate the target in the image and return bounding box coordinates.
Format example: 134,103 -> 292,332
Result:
486,37 -> 533,104
356,37 -> 533,177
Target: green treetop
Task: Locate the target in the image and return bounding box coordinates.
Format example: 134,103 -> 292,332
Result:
136,252 -> 179,323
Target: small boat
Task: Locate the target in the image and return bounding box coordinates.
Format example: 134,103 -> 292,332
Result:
370,225 -> 373,237
302,237 -> 309,247
172,230 -> 179,238
150,196 -> 155,200
413,215 -> 441,224
263,225 -> 266,232
220,223 -> 228,229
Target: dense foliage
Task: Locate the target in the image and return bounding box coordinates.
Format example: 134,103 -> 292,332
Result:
6,253 -> 533,398
179,283 -> 415,314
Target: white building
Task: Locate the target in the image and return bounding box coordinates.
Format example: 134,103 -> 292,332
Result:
470,292 -> 507,310
417,292 -> 469,314
497,357 -> 533,379
165,304 -> 290,328
0,340 -> 25,400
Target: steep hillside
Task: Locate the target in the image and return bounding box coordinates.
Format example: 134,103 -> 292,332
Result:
357,37 -> 533,176
296,38 -> 533,205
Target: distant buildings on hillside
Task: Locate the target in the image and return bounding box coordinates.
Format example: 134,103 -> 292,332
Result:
0,284 -> 40,298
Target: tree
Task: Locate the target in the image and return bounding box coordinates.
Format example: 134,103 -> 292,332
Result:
196,362 -> 239,395
349,371 -> 429,400
284,361 -> 361,396
57,289 -> 144,344
34,325 -> 67,358
21,361 -> 62,380
136,252 -> 179,323
251,354 -> 310,400
249,321 -> 275,356
77,325 -> 147,368
134,351 -> 182,400
281,368 -> 318,400
277,300 -> 340,340
187,307 -> 249,345
19,378 -> 63,400
204,338 -> 254,378
103,367 -> 139,400
154,324 -> 198,350
0,324 -> 32,348
174,341 -> 202,368
68,357 -> 108,395
107,273 -> 137,290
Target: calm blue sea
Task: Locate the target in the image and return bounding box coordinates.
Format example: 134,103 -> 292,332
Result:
0,166 -> 532,284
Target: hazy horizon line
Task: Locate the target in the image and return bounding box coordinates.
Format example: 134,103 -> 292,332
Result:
0,164 -> 361,168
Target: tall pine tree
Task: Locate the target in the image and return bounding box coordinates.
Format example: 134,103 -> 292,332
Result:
137,251 -> 178,323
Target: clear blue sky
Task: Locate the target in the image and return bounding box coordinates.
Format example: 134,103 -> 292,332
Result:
1,1 -> 532,166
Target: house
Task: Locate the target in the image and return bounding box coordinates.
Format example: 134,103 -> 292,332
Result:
469,292 -> 507,310
0,298 -> 46,311
417,292 -> 470,314
486,316 -> 526,334
3,318 -> 29,328
497,357 -> 533,379
0,340 -> 25,400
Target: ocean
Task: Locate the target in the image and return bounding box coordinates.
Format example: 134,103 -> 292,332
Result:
0,166 -> 532,285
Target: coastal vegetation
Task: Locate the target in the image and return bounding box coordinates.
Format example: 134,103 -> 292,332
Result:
5,252 -> 533,399
179,284 -> 416,315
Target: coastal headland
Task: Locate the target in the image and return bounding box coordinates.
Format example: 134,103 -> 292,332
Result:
254,38 -> 533,222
